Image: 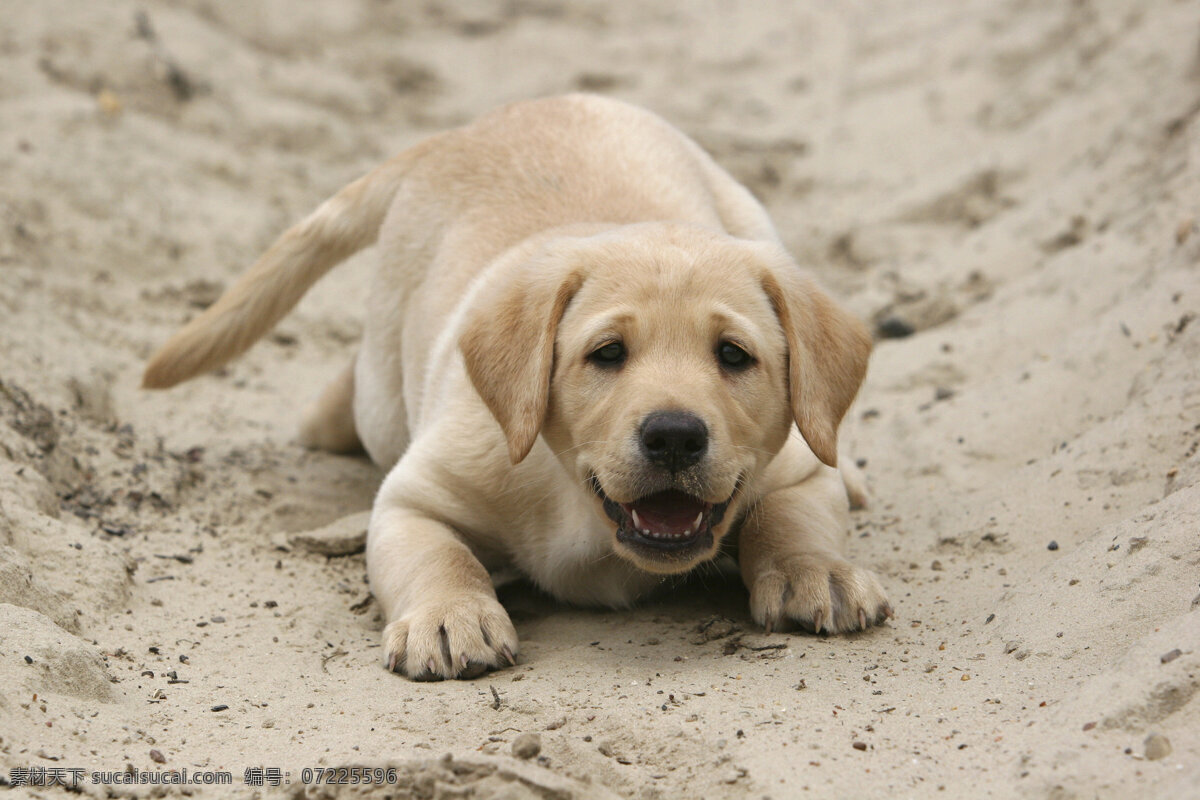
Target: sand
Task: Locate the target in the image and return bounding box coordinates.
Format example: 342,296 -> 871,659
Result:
1,1 -> 1197,797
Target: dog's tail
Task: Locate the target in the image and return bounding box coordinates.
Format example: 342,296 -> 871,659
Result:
142,153 -> 412,389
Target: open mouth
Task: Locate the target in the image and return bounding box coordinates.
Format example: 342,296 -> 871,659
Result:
589,476 -> 731,556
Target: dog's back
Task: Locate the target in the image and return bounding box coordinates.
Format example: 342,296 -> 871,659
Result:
142,94 -> 777,398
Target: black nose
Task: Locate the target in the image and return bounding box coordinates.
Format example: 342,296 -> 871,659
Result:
639,411 -> 708,472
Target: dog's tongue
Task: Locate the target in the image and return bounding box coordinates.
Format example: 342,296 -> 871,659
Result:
623,490 -> 708,537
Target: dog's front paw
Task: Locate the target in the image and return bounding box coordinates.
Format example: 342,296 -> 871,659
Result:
383,593 -> 518,681
748,554 -> 892,635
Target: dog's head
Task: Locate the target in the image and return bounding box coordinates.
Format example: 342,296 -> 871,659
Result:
460,224 -> 870,573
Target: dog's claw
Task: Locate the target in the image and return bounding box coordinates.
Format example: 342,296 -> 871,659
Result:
882,603 -> 895,621
382,594 -> 518,680
749,554 -> 890,637
459,660 -> 489,679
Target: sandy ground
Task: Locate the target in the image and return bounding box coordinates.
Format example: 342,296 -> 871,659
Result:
1,1 -> 1198,798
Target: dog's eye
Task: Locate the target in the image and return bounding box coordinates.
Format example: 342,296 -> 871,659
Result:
717,341 -> 753,370
589,341 -> 626,367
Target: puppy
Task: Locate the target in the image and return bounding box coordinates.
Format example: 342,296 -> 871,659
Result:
144,94 -> 891,680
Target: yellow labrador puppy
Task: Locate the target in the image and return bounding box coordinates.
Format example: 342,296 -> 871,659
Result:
144,94 -> 891,680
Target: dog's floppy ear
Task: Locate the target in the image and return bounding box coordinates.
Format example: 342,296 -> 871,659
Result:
460,251 -> 584,464
761,267 -> 872,468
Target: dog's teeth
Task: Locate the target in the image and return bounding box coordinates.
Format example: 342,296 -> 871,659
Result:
631,509 -> 642,529
691,512 -> 703,533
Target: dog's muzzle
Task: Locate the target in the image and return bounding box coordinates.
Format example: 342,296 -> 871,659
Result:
589,475 -> 731,563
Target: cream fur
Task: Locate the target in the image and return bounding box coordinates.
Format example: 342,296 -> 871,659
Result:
143,94 -> 890,680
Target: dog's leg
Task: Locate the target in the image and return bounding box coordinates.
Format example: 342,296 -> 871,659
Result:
299,358 -> 363,454
739,465 -> 892,634
368,502 -> 518,680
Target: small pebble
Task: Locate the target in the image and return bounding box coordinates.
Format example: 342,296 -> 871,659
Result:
96,89 -> 122,115
211,616 -> 226,624
1160,648 -> 1181,664
511,732 -> 541,760
1047,541 -> 1059,551
852,741 -> 868,751
149,749 -> 166,764
24,655 -> 32,664
877,316 -> 915,339
1143,733 -> 1172,760
1177,218 -> 1194,244
211,704 -> 229,712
